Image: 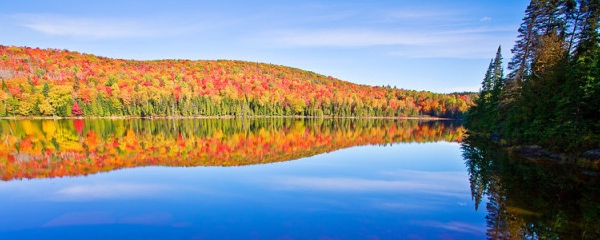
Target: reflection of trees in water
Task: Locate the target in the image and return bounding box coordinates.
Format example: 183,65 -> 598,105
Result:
0,118 -> 463,180
462,136 -> 600,239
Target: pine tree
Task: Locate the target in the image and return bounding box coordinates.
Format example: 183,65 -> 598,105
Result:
1,79 -> 8,93
466,58 -> 496,132
491,46 -> 505,100
489,46 -> 505,132
43,82 -> 50,97
506,0 -> 569,86
507,1 -> 540,85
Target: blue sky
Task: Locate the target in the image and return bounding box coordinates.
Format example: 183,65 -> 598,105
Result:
0,0 -> 529,93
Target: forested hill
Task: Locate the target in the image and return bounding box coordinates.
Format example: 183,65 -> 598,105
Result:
0,45 -> 472,118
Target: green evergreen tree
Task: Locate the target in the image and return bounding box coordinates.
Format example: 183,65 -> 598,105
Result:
42,82 -> 50,98
466,59 -> 496,132
1,79 -> 8,92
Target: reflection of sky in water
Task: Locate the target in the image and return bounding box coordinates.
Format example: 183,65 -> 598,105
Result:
0,142 -> 486,239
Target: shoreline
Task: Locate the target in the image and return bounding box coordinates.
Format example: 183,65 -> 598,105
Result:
465,132 -> 600,169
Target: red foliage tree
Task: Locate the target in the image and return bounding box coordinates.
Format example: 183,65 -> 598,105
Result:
71,101 -> 83,116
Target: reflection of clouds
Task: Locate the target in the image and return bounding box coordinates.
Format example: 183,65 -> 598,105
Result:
372,201 -> 434,211
413,220 -> 486,234
118,212 -> 173,225
43,211 -> 115,227
43,211 -> 175,228
279,177 -> 435,191
275,170 -> 469,198
51,183 -> 172,201
381,170 -> 468,187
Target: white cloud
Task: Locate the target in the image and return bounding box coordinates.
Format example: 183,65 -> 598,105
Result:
269,28 -> 444,47
480,16 -> 492,22
13,14 -> 151,38
384,8 -> 465,22
256,4 -> 515,60
266,25 -> 513,59
11,14 -> 194,39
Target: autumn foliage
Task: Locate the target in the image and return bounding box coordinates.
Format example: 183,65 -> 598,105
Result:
0,45 -> 473,118
0,118 -> 464,180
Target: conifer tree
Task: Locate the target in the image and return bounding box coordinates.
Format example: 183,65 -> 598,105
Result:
507,1 -> 541,85
466,46 -> 504,133
1,79 -> 7,92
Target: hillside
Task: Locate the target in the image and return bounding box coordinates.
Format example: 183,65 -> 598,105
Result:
0,45 -> 472,118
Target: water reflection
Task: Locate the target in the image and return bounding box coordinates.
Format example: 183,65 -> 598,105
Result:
462,136 -> 600,239
0,118 -> 463,181
0,119 -> 485,239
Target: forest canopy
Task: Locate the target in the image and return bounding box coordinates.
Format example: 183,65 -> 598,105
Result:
0,45 -> 472,118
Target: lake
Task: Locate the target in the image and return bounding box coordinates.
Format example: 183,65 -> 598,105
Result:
0,118 -> 597,239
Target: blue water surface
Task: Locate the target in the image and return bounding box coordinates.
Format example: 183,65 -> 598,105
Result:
0,142 -> 486,239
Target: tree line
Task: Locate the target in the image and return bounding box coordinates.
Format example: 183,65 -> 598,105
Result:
466,0 -> 600,153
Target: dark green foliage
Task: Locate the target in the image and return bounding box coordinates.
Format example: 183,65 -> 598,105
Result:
468,0 -> 600,153
42,82 -> 49,97
1,79 -> 7,92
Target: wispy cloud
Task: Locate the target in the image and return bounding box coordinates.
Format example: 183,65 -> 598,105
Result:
383,8 -> 466,22
256,4 -> 515,59
266,25 -> 513,59
11,14 -> 194,39
389,43 -> 496,59
269,29 -> 438,47
391,27 -> 514,59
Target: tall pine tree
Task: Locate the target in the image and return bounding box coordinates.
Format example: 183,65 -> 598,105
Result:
466,46 -> 504,133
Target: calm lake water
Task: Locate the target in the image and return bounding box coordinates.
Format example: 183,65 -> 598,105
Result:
0,118 -> 597,239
